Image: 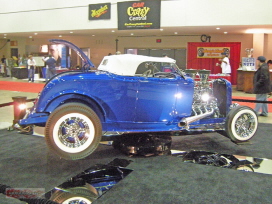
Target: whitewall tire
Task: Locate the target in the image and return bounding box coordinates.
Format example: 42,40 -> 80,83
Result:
45,103 -> 102,160
224,106 -> 258,142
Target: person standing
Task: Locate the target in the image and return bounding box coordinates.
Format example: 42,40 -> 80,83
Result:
42,55 -> 49,82
267,60 -> 272,71
1,55 -> 6,77
49,44 -> 61,67
1,55 -> 6,64
219,52 -> 231,74
6,57 -> 15,77
27,55 -> 36,82
253,56 -> 271,117
19,54 -> 28,67
267,60 -> 272,95
45,55 -> 57,81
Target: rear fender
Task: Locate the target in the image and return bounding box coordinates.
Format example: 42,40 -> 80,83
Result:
44,94 -> 106,122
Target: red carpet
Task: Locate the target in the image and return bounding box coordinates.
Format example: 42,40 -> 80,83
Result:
0,81 -> 44,93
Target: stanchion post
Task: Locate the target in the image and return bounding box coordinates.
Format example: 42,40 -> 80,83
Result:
12,96 -> 27,126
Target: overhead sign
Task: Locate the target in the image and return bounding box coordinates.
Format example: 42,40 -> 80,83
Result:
117,0 -> 161,30
89,3 -> 111,20
197,47 -> 230,58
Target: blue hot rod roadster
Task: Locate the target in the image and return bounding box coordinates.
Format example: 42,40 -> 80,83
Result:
18,39 -> 258,160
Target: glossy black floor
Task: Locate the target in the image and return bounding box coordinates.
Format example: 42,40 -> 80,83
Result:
0,123 -> 272,204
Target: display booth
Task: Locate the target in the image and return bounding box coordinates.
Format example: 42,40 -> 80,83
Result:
11,67 -> 28,79
187,42 -> 241,85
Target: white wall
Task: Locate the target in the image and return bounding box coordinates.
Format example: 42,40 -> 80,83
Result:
1,0 -> 272,33
161,0 -> 272,27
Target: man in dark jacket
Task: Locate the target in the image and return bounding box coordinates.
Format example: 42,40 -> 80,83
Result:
45,55 -> 57,81
253,56 -> 271,116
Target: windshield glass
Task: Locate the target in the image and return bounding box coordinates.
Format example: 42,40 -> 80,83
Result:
135,61 -> 184,77
170,63 -> 184,75
160,62 -> 186,79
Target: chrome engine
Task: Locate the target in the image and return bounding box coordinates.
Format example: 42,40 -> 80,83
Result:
181,69 -> 221,127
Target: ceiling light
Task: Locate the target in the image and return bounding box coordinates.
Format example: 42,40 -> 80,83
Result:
70,31 -> 73,33
111,30 -> 115,32
92,35 -> 95,37
29,36 -> 32,38
160,29 -> 163,31
59,35 -> 62,37
224,32 -> 228,34
216,28 -> 220,30
174,32 -> 178,35
34,33 -> 38,35
131,33 -> 134,35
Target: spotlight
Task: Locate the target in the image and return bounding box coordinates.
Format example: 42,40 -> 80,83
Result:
19,104 -> 27,110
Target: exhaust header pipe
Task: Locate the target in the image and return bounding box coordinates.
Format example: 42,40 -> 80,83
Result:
179,109 -> 214,128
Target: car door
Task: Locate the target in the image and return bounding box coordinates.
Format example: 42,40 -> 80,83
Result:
134,75 -> 179,122
135,74 -> 194,123
107,75 -> 139,122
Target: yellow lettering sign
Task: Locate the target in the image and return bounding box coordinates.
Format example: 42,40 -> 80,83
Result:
127,7 -> 150,17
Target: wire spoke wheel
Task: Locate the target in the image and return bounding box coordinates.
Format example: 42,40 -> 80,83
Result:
225,106 -> 258,142
45,103 -> 102,160
54,113 -> 95,153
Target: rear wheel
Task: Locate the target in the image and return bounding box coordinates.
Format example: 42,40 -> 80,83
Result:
224,106 -> 258,142
50,184 -> 98,204
45,103 -> 102,160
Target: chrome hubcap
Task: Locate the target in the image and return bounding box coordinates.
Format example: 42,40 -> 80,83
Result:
235,113 -> 256,138
58,117 -> 90,148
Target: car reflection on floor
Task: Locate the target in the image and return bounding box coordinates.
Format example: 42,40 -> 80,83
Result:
110,133 -> 272,175
171,149 -> 272,175
44,158 -> 133,204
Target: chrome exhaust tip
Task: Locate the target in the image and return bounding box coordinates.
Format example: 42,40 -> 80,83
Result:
179,109 -> 214,128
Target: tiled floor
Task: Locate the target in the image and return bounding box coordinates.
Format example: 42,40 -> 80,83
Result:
0,76 -> 271,130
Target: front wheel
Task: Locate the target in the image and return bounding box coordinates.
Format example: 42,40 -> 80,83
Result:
45,103 -> 102,160
224,106 -> 258,142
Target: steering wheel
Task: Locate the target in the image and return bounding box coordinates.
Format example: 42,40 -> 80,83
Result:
153,72 -> 176,78
142,69 -> 152,77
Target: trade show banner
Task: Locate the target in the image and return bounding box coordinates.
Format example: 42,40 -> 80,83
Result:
89,3 -> 111,20
197,47 -> 230,58
117,0 -> 161,30
187,42 -> 241,85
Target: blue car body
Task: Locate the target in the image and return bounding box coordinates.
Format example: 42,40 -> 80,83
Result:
19,66 -> 233,133
17,39 -> 257,160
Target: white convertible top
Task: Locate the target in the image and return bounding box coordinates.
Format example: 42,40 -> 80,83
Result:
97,54 -> 176,76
